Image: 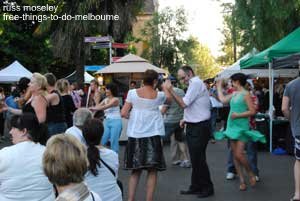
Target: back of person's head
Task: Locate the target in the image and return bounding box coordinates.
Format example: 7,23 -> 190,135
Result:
32,73 -> 48,91
10,113 -> 48,145
180,65 -> 195,75
90,79 -> 99,86
105,83 -> 118,97
230,73 -> 248,87
143,69 -> 158,86
56,78 -> 70,94
42,134 -> 88,186
17,77 -> 30,93
82,118 -> 104,176
44,73 -> 57,87
11,88 -> 21,98
73,108 -> 92,127
130,81 -> 137,86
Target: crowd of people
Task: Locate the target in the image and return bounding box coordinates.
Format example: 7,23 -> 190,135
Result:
0,66 -> 299,201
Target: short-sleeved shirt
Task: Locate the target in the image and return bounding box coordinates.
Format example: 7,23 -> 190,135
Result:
126,89 -> 166,138
85,148 -> 122,201
0,141 -> 55,201
283,77 -> 300,136
182,76 -> 211,123
164,87 -> 184,123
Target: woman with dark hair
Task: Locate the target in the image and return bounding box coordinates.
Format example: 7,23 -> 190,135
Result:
121,69 -> 171,201
83,118 -> 122,201
215,73 -> 266,191
89,83 -> 122,153
0,113 -> 54,200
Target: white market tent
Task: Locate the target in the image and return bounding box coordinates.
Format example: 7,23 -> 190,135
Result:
0,61 -> 32,83
217,49 -> 299,79
65,71 -> 95,84
95,54 -> 166,74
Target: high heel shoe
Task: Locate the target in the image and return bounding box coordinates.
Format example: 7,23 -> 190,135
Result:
239,183 -> 247,191
249,176 -> 256,187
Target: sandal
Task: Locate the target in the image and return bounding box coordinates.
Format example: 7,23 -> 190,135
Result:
239,183 -> 247,191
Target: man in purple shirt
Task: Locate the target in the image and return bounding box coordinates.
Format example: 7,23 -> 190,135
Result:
165,65 -> 214,198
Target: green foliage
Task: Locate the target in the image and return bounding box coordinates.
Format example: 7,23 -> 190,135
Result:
0,6 -> 52,72
185,37 -> 220,79
142,8 -> 219,79
141,7 -> 187,75
219,0 -> 300,64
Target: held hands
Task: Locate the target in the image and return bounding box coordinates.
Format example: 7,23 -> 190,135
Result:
162,79 -> 173,91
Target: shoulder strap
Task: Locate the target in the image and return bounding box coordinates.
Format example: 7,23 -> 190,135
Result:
90,192 -> 95,201
100,158 -> 116,177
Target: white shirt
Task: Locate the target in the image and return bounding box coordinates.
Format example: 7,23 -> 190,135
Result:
182,76 -> 211,122
104,98 -> 121,119
0,141 -> 55,201
126,89 -> 166,138
65,126 -> 87,145
85,148 -> 122,201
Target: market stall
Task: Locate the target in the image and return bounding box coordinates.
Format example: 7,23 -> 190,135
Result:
0,61 -> 32,83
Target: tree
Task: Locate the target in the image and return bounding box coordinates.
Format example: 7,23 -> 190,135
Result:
141,7 -> 187,75
0,0 -> 52,72
221,0 -> 300,55
34,0 -> 143,83
186,37 -> 220,79
217,2 -> 241,66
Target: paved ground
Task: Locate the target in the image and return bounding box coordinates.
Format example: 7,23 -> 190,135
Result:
118,141 -> 294,201
0,138 -> 294,201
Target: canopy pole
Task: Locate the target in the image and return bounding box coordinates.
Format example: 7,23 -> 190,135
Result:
268,62 -> 274,153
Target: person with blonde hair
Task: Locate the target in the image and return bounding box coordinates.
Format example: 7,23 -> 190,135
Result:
56,79 -> 76,127
6,73 -> 48,124
44,73 -> 67,137
43,134 -> 102,201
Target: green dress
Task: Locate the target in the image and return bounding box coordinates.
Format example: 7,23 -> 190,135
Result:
214,91 -> 266,143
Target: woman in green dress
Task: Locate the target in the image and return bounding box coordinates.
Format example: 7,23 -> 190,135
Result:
215,73 -> 266,191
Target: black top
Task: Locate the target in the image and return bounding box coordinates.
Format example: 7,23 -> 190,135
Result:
46,90 -> 66,123
22,101 -> 35,114
61,94 -> 76,127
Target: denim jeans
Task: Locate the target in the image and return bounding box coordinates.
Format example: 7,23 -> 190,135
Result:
47,122 -> 67,138
101,118 -> 122,153
227,141 -> 259,176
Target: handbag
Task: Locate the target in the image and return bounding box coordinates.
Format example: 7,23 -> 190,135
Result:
100,158 -> 123,197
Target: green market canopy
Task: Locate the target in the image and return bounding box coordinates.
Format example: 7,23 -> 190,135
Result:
240,27 -> 300,69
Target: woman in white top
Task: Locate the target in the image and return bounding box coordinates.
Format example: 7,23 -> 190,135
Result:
83,119 -> 122,201
90,83 -> 122,153
0,113 -> 54,201
121,70 -> 171,201
43,134 -> 102,201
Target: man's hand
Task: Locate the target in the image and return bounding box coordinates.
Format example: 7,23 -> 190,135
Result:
179,119 -> 185,128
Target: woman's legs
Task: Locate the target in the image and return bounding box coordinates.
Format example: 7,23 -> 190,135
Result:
146,169 -> 157,201
101,119 -> 110,146
233,140 -> 256,187
109,119 -> 122,153
231,141 -> 245,186
128,170 -> 142,201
